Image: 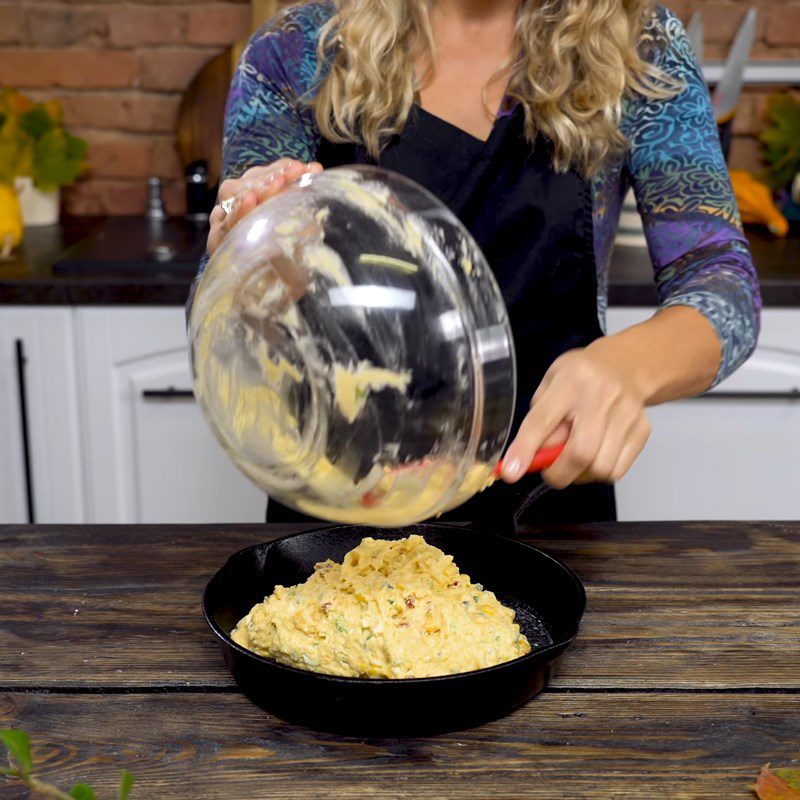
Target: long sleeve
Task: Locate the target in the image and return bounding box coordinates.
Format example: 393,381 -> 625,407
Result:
623,7 -> 762,385
187,3 -> 332,316
221,5 -> 330,179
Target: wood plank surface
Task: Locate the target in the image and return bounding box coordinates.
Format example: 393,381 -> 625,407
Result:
2,692 -> 798,800
2,522 -> 798,689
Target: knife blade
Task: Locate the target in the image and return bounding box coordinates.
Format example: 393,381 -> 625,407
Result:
686,12 -> 704,64
712,8 -> 758,124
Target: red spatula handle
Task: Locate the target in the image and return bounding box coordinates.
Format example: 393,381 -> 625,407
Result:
494,443 -> 566,478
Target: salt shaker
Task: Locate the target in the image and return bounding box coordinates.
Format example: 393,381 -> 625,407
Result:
146,177 -> 167,221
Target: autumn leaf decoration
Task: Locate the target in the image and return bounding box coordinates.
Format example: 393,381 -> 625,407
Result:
759,93 -> 800,192
753,765 -> 800,800
0,89 -> 88,191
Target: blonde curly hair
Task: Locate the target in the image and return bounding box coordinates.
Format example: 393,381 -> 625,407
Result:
313,0 -> 680,176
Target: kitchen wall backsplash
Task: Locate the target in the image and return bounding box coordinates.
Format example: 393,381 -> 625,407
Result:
0,0 -> 798,216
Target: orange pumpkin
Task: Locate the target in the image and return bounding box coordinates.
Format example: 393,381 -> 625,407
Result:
730,170 -> 789,238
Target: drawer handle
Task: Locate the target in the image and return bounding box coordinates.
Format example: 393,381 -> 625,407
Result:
142,387 -> 195,400
695,389 -> 800,400
15,339 -> 35,524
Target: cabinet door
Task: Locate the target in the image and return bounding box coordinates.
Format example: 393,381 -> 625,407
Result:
607,308 -> 800,520
76,307 -> 266,523
0,308 -> 84,523
0,315 -> 29,523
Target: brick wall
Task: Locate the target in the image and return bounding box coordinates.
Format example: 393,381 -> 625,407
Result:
669,0 -> 800,175
1,0 -> 254,215
1,0 -> 798,215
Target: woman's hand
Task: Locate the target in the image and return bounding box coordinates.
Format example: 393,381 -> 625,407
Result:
207,158 -> 324,256
501,344 -> 652,489
500,306 -> 722,489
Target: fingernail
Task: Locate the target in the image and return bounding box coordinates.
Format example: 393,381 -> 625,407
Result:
504,457 -> 523,480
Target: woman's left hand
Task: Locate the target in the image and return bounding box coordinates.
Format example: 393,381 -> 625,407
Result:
501,345 -> 652,489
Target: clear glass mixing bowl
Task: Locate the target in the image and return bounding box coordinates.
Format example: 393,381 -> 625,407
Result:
189,165 -> 515,526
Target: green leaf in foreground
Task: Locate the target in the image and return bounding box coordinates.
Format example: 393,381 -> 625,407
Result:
70,782 -> 97,800
1,728 -> 135,799
118,770 -> 135,800
0,729 -> 32,774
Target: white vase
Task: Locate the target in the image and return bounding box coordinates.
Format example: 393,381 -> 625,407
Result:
14,176 -> 60,227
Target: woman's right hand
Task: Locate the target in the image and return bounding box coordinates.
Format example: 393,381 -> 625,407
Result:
207,158 -> 323,256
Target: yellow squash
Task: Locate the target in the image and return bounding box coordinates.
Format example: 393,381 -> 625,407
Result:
730,170 -> 789,238
0,183 -> 22,259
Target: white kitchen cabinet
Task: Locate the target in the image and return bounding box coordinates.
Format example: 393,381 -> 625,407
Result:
607,308 -> 800,521
4,303 -> 796,524
75,307 -> 266,523
0,308 -> 84,523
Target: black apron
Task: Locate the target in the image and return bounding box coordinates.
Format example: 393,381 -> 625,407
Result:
269,103 -> 616,527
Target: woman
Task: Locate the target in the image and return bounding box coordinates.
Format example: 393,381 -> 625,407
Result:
193,0 -> 761,525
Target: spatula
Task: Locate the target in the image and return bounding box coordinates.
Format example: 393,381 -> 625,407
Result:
360,443 -> 566,509
492,443 -> 565,481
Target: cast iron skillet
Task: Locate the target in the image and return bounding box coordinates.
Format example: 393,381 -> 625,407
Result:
203,523 -> 585,735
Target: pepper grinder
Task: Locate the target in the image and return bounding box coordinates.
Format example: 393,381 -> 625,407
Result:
186,161 -> 212,223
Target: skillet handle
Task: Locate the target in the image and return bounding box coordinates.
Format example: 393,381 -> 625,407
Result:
489,446 -> 564,538
489,482 -> 554,539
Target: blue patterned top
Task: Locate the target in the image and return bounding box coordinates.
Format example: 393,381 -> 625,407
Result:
197,1 -> 761,385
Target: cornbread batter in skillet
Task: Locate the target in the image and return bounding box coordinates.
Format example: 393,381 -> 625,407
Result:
231,535 -> 531,678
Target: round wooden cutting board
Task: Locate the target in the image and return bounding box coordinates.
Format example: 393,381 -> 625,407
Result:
176,0 -> 278,186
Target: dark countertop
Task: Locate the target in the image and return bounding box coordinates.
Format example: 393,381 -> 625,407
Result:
610,227 -> 800,307
0,216 -> 203,305
1,216 -> 799,306
0,521 -> 798,798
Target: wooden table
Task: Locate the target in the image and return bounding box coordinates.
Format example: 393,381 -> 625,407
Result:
1,522 -> 798,799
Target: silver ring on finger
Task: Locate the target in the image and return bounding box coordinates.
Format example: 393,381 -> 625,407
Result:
219,197 -> 235,217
